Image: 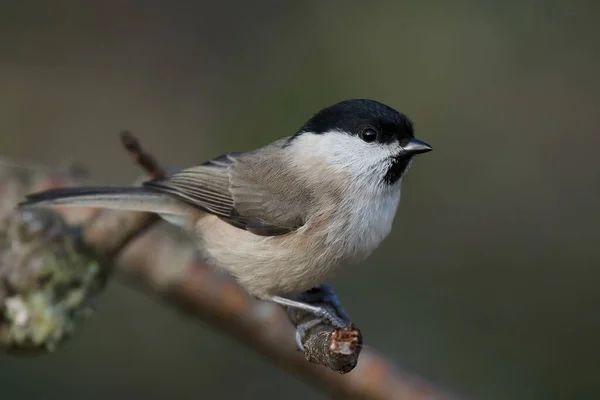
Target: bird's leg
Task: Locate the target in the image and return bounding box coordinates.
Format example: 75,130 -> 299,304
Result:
269,284 -> 352,351
270,296 -> 347,327
300,284 -> 351,323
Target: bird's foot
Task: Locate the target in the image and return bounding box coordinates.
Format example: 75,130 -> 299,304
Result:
269,284 -> 351,352
269,295 -> 348,328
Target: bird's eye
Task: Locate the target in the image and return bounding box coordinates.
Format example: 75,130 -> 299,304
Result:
360,128 -> 378,143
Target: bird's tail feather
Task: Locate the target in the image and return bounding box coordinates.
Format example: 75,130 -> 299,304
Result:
19,186 -> 189,216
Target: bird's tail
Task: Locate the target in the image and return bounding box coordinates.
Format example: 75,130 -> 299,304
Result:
19,186 -> 190,217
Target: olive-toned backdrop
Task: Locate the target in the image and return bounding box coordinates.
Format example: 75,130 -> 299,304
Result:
1,2 -> 599,399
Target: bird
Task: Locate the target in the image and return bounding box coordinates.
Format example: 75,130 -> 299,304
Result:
19,99 -> 432,332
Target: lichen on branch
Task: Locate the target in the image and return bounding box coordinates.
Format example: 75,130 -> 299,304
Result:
0,207 -> 108,352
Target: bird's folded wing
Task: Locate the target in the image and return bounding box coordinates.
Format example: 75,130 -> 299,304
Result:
143,152 -> 306,236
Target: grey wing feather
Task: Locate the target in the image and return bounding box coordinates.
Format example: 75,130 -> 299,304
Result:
144,150 -> 306,236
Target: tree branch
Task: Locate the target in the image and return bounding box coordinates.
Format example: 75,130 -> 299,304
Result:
0,136 -> 456,400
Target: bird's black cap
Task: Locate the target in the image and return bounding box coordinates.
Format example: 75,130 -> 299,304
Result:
294,99 -> 414,145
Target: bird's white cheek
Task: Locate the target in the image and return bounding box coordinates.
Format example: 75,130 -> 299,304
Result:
289,131 -> 397,181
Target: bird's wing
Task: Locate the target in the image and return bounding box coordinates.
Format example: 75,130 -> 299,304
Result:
143,150 -> 307,236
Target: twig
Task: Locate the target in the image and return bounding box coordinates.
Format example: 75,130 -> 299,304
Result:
119,130 -> 166,180
0,136 -> 457,399
287,286 -> 363,373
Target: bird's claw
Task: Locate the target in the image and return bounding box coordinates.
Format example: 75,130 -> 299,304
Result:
270,284 -> 351,352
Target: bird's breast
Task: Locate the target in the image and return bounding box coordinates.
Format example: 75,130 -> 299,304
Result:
323,186 -> 401,262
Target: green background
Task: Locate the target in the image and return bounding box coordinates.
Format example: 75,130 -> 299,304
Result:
1,1 -> 599,399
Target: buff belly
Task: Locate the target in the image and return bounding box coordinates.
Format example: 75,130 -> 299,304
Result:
193,214 -> 352,299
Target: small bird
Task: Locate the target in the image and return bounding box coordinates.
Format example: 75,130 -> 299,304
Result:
20,99 -> 432,331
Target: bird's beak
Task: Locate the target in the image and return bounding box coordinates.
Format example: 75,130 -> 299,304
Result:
402,138 -> 432,155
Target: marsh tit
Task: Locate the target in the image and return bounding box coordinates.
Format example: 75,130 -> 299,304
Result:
20,99 -> 432,330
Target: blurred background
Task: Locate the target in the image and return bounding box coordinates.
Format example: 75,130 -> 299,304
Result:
1,1 -> 599,399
